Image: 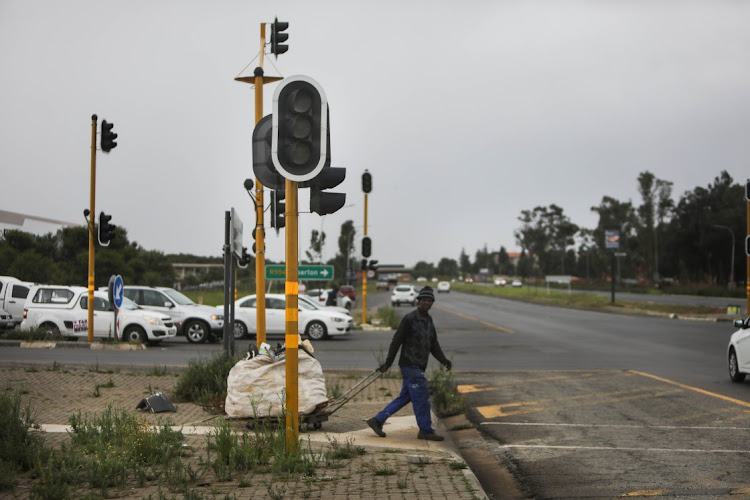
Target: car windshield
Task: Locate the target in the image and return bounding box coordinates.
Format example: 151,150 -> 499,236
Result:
299,296 -> 322,310
161,289 -> 195,305
119,297 -> 140,310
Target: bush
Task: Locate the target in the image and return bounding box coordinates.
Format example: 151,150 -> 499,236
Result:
429,366 -> 465,417
171,353 -> 241,411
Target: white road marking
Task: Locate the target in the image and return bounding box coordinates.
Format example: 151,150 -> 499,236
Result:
481,421 -> 750,431
497,444 -> 750,453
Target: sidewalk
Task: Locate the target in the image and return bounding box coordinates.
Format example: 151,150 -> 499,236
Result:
0,361 -> 488,499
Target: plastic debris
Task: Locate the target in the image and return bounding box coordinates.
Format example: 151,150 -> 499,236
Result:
136,392 -> 176,413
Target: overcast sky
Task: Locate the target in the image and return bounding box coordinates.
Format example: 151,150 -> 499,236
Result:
2,0 -> 749,269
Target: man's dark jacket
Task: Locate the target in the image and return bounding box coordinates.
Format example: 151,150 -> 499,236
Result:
384,309 -> 449,371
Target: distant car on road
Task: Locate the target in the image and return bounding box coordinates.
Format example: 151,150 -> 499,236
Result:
511,280 -> 523,287
494,278 -> 506,286
437,281 -> 451,293
391,285 -> 418,307
416,277 -> 427,283
306,288 -> 353,310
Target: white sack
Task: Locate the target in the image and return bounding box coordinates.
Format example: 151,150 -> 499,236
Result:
225,350 -> 328,418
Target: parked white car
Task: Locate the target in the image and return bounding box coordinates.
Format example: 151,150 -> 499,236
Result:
0,307 -> 14,330
21,285 -> 176,343
391,285 -> 418,307
728,317 -> 750,382
227,294 -> 352,341
306,288 -> 353,310
123,286 -> 223,343
299,294 -> 351,316
0,276 -> 33,327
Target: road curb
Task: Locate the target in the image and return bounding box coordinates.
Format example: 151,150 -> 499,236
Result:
0,339 -> 146,350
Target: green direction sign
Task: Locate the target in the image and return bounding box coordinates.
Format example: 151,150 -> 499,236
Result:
265,265 -> 335,281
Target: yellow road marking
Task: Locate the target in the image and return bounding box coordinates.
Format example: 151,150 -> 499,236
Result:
432,304 -> 514,333
457,384 -> 494,394
629,371 -> 750,409
622,490 -> 669,496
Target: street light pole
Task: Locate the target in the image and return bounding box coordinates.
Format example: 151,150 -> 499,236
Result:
712,224 -> 735,287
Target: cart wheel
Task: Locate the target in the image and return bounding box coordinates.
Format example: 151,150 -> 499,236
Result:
314,422 -> 322,431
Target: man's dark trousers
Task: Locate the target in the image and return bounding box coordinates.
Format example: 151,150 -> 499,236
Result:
375,366 -> 434,433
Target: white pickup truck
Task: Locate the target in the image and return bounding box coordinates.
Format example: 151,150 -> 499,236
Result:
21,285 -> 177,343
0,276 -> 33,327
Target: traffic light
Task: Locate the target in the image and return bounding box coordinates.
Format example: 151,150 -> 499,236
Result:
362,236 -> 372,258
746,235 -> 750,257
361,259 -> 368,271
270,188 -> 285,232
270,18 -> 289,57
101,120 -> 118,153
272,76 -> 328,181
368,260 -> 379,271
237,247 -> 251,268
310,167 -> 346,215
252,115 -> 285,190
251,227 -> 264,254
362,170 -> 372,193
98,212 -> 115,246
745,179 -> 750,201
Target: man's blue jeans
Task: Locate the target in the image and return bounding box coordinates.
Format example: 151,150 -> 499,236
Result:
376,366 -> 434,433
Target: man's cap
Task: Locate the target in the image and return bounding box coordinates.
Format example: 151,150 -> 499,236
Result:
417,286 -> 435,302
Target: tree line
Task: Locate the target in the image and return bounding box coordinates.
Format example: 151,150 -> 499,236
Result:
414,170 -> 745,287
1,170 -> 745,290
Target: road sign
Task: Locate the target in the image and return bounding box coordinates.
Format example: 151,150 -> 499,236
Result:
265,265 -> 334,280
113,275 -> 124,309
230,207 -> 244,258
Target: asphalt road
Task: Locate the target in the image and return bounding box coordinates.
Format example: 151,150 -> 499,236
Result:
3,289 -> 749,497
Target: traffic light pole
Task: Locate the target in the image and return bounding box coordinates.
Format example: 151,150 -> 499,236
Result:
746,198 -> 749,315
88,114 -> 97,343
285,178 -> 299,453
254,26 -> 268,347
362,192 -> 368,324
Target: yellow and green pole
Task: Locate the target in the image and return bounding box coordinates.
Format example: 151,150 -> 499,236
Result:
285,178 -> 299,452
87,114 -> 97,343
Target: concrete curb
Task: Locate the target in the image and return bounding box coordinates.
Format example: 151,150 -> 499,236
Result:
0,339 -> 146,350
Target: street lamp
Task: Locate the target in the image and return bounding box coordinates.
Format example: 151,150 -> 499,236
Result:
712,224 -> 735,288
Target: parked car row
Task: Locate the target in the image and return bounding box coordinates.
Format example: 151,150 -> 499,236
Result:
19,284 -> 177,343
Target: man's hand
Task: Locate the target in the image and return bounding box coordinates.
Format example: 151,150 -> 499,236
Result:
444,360 -> 452,371
378,364 -> 390,373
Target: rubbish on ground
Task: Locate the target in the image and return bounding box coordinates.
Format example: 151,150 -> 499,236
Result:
407,455 -> 433,464
136,392 -> 176,413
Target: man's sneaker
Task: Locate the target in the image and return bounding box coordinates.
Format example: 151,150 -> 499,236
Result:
367,417 -> 386,437
417,431 -> 444,441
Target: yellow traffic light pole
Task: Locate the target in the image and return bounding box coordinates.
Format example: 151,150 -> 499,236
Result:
285,178 -> 299,452
746,195 -> 749,315
361,191 -> 368,324
236,24 -> 281,346
87,115 -> 97,343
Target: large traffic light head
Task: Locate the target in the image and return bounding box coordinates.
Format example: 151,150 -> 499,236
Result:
310,167 -> 346,215
362,170 -> 372,193
362,236 -> 372,258
270,188 -> 286,233
101,120 -> 118,153
98,212 -> 115,246
272,76 -> 328,182
252,114 -> 285,190
368,260 -> 379,271
270,18 -> 289,57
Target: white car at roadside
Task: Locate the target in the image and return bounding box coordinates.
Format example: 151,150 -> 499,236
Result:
21,285 -> 176,343
437,281 -> 451,293
391,285 -> 418,307
226,294 -> 352,341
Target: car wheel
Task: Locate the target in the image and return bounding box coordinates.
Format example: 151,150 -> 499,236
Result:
305,321 -> 328,341
729,348 -> 746,382
124,325 -> 147,343
184,320 -> 209,344
40,322 -> 61,339
233,321 -> 248,340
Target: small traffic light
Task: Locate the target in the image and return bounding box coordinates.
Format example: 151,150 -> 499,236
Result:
272,76 -> 328,181
237,247 -> 251,268
361,259 -> 368,271
310,167 -> 346,215
368,260 -> 379,271
252,115 -> 285,190
270,188 -> 286,232
101,120 -> 118,153
251,227 -> 264,254
98,212 -> 116,246
270,18 -> 289,57
362,170 -> 372,193
362,236 -> 372,258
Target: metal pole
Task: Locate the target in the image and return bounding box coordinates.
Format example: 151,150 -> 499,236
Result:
362,192 -> 368,324
747,200 -> 749,315
285,178 -> 299,453
610,252 -> 615,304
254,25 -> 267,347
88,115 -> 97,343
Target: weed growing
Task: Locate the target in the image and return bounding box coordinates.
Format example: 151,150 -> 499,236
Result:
171,353 -> 241,411
429,365 -> 465,417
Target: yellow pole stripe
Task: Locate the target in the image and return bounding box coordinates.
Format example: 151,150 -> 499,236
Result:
286,333 -> 298,348
286,308 -> 298,322
629,370 -> 750,408
285,281 -> 298,294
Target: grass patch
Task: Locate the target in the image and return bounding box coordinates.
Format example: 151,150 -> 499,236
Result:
171,353 -> 241,412
429,366 -> 465,418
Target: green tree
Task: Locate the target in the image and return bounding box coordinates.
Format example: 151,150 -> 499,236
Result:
436,257 -> 458,279
515,204 -> 578,276
305,229 -> 326,264
413,261 -> 435,279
